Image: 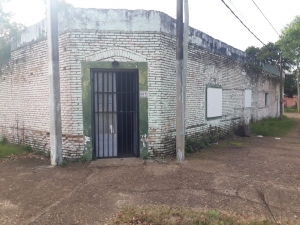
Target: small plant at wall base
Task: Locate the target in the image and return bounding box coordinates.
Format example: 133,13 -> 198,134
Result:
22,145 -> 32,152
60,161 -> 68,167
46,150 -> 51,158
185,135 -> 211,154
140,149 -> 149,160
0,138 -> 23,157
0,136 -> 8,144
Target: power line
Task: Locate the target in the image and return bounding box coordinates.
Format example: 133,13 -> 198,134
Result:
227,0 -> 248,24
251,0 -> 280,36
221,0 -> 266,46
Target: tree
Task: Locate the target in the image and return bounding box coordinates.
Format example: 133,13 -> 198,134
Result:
284,73 -> 297,98
278,15 -> 300,113
245,46 -> 260,62
0,0 -> 24,63
245,43 -> 293,72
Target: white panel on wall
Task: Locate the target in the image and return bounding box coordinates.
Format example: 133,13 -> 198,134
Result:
245,90 -> 252,107
207,88 -> 222,118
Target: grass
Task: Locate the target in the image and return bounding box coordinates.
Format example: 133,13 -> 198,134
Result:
0,142 -> 24,157
229,142 -> 244,147
250,116 -> 296,137
107,205 -> 277,225
0,136 -> 34,158
284,106 -> 297,113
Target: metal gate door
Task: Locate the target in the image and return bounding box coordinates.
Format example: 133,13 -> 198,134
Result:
92,70 -> 139,158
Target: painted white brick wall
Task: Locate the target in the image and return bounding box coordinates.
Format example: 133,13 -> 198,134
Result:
0,33 -> 84,157
149,32 -> 280,156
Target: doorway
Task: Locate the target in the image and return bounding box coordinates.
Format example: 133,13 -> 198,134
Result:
92,70 -> 139,158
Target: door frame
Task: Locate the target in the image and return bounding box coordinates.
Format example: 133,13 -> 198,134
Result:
81,61 -> 148,160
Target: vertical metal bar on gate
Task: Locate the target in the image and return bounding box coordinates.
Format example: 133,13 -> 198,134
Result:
95,72 -> 98,157
102,72 -> 104,157
111,73 -> 116,156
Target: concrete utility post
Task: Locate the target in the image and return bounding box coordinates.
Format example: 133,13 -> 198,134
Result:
279,55 -> 283,120
296,62 -> 300,114
183,0 -> 189,107
297,64 -> 300,114
176,0 -> 185,162
47,0 -> 63,166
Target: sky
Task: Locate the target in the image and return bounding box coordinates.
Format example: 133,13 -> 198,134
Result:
4,0 -> 300,51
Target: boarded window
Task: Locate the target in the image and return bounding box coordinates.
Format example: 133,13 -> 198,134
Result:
265,93 -> 269,106
207,87 -> 222,118
244,90 -> 252,108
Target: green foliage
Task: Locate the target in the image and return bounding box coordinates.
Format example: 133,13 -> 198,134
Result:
207,210 -> 219,220
258,43 -> 280,66
0,0 -> 24,62
109,205 -> 277,225
1,0 -> 72,63
140,149 -> 149,160
284,106 -> 297,113
244,62 -> 262,75
60,161 -> 68,167
46,150 -> 51,158
0,136 -> 8,144
245,42 -> 294,73
278,15 -> 300,64
22,145 -> 32,152
284,73 -> 298,97
0,142 -> 22,157
185,135 -> 210,154
278,15 -> 300,113
229,142 -> 243,147
250,116 -> 296,137
245,46 -> 260,61
81,152 -> 94,162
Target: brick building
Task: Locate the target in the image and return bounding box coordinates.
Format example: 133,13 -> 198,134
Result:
284,95 -> 297,108
0,8 -> 281,159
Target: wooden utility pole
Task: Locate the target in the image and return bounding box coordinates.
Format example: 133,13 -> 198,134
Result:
47,0 -> 63,166
176,0 -> 185,162
279,55 -> 283,119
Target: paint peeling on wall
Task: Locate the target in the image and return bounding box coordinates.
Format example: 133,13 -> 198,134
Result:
140,134 -> 148,148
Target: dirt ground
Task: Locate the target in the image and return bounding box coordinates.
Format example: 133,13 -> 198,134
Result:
0,113 -> 300,225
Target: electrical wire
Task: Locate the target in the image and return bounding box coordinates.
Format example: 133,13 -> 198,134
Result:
251,0 -> 280,37
251,0 -> 296,69
227,0 -> 248,25
220,0 -> 266,46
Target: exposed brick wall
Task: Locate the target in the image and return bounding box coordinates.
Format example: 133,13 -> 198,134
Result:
284,96 -> 297,107
67,30 -> 162,159
149,32 -> 280,156
0,9 -> 280,159
0,33 -> 84,158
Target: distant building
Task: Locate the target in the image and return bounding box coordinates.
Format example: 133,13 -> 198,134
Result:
284,95 -> 297,108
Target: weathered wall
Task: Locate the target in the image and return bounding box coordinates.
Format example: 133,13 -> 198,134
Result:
0,8 -> 280,158
0,32 -> 84,158
147,32 -> 280,156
